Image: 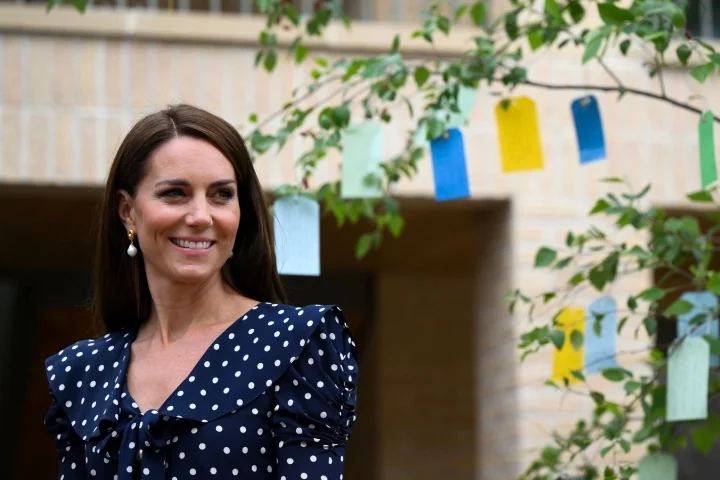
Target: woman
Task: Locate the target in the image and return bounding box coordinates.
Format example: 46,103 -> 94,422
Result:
44,104 -> 358,479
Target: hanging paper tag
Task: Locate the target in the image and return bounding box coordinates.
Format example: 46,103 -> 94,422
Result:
571,95 -> 607,164
551,307 -> 585,384
638,454 -> 678,480
429,128 -> 471,201
676,291 -> 719,367
667,336 -> 709,422
447,85 -> 478,129
699,110 -> 717,188
273,195 -> 320,276
584,296 -> 617,375
495,97 -> 544,172
341,123 -> 385,199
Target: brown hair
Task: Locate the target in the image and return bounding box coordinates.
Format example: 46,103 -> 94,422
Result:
93,104 -> 287,333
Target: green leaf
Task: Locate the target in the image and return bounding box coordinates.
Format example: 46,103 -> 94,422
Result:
454,4 -> 469,22
644,316 -> 658,336
550,329 -> 566,350
355,233 -> 374,259
704,336 -> 720,355
534,247 -> 557,268
602,368 -> 626,382
619,39 -> 631,56
692,63 -> 715,84
263,49 -> 277,72
600,176 -> 624,183
619,439 -> 631,453
294,44 -> 308,64
708,272 -> 720,295
388,215 -> 405,238
437,16 -> 450,35
590,198 -> 611,214
569,272 -> 584,286
676,44 -> 692,66
528,28 -> 544,51
624,380 -> 642,394
692,423 -> 720,455
567,1 -> 585,23
570,369 -> 585,382
633,425 -> 654,443
672,10 -> 686,28
582,36 -> 603,64
590,391 -> 605,405
687,189 -> 714,202
588,266 -> 607,291
597,3 -> 634,24
331,105 -> 351,128
414,66 -> 431,88
570,329 -> 584,351
250,134 -> 275,153
664,299 -> 694,317
470,1 -> 487,26
638,287 -> 666,301
391,34 -> 400,53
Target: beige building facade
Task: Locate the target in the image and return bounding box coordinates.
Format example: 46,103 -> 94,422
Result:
0,1 -> 719,478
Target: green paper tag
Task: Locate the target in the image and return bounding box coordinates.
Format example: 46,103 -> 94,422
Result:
699,110 -> 717,188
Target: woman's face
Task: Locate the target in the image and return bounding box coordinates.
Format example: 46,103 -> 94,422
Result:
118,136 -> 240,286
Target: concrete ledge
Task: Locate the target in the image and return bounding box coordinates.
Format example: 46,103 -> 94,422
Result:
0,4 -> 478,55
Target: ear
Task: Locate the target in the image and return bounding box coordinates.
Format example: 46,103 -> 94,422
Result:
117,189 -> 137,232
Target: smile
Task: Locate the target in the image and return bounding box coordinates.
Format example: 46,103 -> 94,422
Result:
170,239 -> 215,249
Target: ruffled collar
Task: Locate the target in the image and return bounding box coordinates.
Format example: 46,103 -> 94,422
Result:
45,302 -> 331,443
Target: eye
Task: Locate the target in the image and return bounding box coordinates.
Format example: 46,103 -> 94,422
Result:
159,188 -> 185,198
215,188 -> 235,201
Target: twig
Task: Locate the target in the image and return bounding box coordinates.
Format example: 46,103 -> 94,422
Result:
250,73 -> 345,134
655,54 -> 667,98
598,58 -> 624,89
518,78 -> 720,122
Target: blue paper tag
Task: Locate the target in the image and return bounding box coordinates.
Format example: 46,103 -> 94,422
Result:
584,296 -> 618,374
273,196 -> 320,277
571,95 -> 607,164
429,128 -> 471,201
677,291 -> 719,367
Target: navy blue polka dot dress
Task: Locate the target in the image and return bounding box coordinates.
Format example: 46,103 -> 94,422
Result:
44,303 -> 358,479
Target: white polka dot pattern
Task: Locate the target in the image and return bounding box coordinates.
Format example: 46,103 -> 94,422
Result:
43,303 -> 358,479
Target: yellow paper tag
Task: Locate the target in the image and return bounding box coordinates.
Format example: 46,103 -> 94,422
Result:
495,96 -> 544,172
551,307 -> 585,384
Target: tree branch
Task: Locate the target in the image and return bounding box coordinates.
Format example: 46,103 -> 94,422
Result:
518,78 -> 720,122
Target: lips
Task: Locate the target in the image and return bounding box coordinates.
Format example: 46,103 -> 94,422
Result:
170,238 -> 215,249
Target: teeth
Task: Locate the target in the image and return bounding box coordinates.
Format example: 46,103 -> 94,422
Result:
172,239 -> 212,249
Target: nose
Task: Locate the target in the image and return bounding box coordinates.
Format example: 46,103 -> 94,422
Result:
185,196 -> 212,228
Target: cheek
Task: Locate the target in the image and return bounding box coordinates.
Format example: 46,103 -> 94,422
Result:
218,208 -> 241,237
135,202 -> 182,236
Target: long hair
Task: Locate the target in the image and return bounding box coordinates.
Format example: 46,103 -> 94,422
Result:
93,104 -> 287,333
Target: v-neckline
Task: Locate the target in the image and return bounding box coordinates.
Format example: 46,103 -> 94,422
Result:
121,301 -> 269,416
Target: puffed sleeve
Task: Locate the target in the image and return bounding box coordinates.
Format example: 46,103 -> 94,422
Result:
45,389 -> 87,479
272,306 -> 358,479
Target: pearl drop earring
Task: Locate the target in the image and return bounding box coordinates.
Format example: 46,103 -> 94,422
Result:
127,230 -> 138,257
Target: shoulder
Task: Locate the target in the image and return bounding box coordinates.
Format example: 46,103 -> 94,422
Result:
257,302 -> 355,351
273,302 -> 358,381
45,329 -> 134,372
44,329 -> 134,397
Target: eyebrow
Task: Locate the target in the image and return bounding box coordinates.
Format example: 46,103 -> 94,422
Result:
155,179 -> 237,188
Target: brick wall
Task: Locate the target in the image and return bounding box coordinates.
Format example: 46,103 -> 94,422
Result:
2,5 -> 720,478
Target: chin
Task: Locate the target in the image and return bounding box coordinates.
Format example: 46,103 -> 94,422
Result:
169,265 -> 221,285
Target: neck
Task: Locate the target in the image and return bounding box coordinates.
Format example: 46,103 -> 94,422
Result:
140,272 -> 254,346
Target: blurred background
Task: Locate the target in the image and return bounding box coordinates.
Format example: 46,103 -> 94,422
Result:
0,0 -> 719,478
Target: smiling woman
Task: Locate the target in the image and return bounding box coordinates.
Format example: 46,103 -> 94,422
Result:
42,104 -> 359,480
